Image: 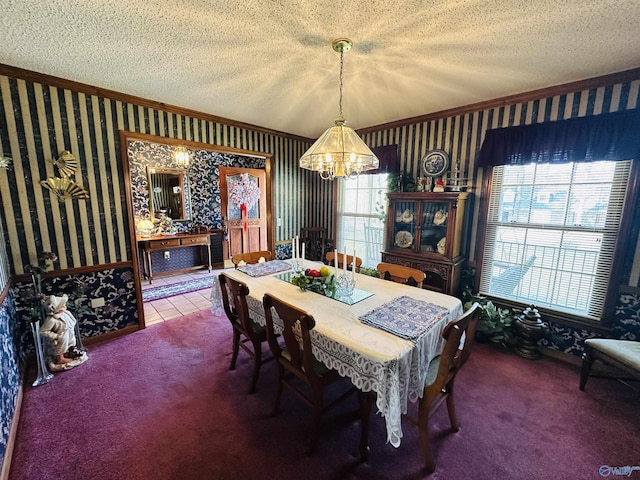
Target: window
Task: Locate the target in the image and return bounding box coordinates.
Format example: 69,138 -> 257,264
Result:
480,160 -> 632,320
336,174 -> 388,268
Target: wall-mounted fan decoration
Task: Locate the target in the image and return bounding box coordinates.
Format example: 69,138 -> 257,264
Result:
41,150 -> 90,201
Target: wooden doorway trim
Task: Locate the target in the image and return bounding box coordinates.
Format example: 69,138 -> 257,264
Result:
119,130 -> 274,326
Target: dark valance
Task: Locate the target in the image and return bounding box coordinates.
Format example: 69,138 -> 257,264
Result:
477,109 -> 640,168
363,144 -> 399,175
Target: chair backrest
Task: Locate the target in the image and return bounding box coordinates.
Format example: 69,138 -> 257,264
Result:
429,302 -> 481,392
364,225 -> 384,267
219,273 -> 252,333
232,250 -> 273,268
300,227 -> 329,261
376,262 -> 425,288
263,293 -> 323,384
325,251 -> 362,273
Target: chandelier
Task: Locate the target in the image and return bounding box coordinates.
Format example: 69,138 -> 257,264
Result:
174,146 -> 190,168
299,38 -> 379,180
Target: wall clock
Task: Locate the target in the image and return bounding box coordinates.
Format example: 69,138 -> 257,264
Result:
421,149 -> 449,177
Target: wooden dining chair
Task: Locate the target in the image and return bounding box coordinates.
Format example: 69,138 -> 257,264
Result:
263,292 -> 357,455
376,262 -> 425,288
219,273 -> 272,393
404,302 -> 481,473
300,227 -> 330,261
325,251 -> 362,273
231,250 -> 272,268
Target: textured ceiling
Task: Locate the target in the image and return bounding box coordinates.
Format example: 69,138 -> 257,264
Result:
1,0 -> 639,138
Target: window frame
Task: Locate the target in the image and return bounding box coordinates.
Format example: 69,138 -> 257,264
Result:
335,174 -> 388,268
475,159 -> 640,331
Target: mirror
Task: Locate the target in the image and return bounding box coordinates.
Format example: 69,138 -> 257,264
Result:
147,166 -> 190,220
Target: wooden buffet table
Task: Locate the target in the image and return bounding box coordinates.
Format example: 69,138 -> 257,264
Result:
138,233 -> 212,283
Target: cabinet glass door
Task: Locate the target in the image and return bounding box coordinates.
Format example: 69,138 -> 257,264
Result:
420,201 -> 448,254
392,200 -> 417,251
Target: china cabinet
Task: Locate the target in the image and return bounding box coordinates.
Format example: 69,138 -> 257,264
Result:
382,191 -> 470,296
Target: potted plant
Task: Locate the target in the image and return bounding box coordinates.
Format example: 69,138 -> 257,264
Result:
462,285 -> 516,345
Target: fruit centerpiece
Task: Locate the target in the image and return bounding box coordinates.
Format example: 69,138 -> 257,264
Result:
291,266 -> 336,297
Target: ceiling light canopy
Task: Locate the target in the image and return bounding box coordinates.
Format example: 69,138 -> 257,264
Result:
299,38 -> 379,180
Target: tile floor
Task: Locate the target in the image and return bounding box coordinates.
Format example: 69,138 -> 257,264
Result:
141,268 -> 228,326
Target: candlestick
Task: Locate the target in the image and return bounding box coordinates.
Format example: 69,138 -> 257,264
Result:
352,248 -> 356,280
292,238 -> 296,259
343,245 -> 347,275
301,242 -> 305,270
296,236 -> 300,260
334,249 -> 338,276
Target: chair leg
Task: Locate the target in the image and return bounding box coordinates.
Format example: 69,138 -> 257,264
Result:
417,416 -> 435,473
445,384 -> 459,432
248,339 -> 262,394
579,345 -> 595,391
358,390 -> 374,460
229,329 -> 240,370
306,398 -> 324,456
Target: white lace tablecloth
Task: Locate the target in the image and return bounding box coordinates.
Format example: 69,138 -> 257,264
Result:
210,260 -> 462,448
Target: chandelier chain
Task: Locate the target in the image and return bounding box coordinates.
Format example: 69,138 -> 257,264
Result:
339,49 -> 344,117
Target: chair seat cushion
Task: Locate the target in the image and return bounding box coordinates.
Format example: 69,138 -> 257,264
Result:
282,348 -> 332,376
425,355 -> 441,386
585,339 -> 640,371
233,318 -> 265,335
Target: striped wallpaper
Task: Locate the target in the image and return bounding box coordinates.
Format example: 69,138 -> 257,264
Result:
0,67 -> 639,287
0,72 -> 313,275
360,78 -> 640,286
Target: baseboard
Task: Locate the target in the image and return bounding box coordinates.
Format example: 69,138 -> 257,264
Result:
0,383 -> 23,480
539,346 -> 582,366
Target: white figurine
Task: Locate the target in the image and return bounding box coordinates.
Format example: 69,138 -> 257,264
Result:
39,294 -> 88,371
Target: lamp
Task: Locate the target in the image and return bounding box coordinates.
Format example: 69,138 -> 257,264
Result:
299,38 -> 379,180
174,146 -> 190,168
136,218 -> 155,238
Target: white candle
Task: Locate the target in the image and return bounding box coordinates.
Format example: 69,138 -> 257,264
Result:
296,236 -> 300,259
301,242 -> 305,269
343,245 -> 347,275
292,238 -> 296,259
334,249 -> 338,276
352,248 -> 356,280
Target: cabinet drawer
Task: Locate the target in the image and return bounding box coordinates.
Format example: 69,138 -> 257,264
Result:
180,235 -> 209,245
151,238 -> 181,248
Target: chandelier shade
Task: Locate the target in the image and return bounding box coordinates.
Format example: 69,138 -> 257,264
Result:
299,38 -> 379,180
299,117 -> 379,179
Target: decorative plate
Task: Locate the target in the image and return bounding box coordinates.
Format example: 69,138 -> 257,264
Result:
421,149 -> 449,177
433,210 -> 448,225
395,230 -> 413,248
400,209 -> 414,223
437,237 -> 446,254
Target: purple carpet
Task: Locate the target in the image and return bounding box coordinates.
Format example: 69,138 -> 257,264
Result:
9,310 -> 639,480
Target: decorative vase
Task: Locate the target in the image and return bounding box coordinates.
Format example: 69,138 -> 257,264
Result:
514,305 -> 549,360
30,319 -> 53,386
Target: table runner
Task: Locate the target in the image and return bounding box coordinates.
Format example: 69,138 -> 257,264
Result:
237,259 -> 291,277
359,296 -> 449,342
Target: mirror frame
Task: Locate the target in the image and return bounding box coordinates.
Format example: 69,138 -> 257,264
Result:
147,166 -> 190,221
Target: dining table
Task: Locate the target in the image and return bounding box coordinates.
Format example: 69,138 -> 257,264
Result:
210,258 -> 463,454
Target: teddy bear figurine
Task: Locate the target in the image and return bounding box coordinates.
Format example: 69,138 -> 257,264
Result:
39,294 -> 88,371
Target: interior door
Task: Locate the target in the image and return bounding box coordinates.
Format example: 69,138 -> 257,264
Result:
220,167 -> 268,264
